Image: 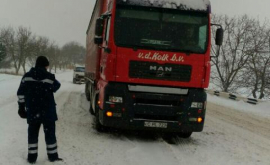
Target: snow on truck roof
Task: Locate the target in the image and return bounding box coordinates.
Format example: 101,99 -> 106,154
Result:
117,0 -> 211,12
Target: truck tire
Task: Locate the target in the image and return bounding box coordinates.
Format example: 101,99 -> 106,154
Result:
162,133 -> 178,144
87,83 -> 94,115
179,132 -> 192,139
89,100 -> 95,115
73,78 -> 76,84
85,83 -> 90,101
95,95 -> 106,132
95,108 -> 106,132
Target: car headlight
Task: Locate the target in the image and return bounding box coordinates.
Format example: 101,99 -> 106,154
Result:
109,96 -> 123,103
191,102 -> 203,108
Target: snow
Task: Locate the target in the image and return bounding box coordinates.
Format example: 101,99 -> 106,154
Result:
207,94 -> 270,118
0,74 -> 21,106
121,0 -> 210,11
1,71 -> 270,165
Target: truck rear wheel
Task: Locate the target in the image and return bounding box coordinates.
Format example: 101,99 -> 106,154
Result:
85,83 -> 90,101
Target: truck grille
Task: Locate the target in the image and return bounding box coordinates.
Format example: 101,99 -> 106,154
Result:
129,61 -> 192,82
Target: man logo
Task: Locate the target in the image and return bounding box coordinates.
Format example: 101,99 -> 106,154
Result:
156,70 -> 165,77
149,66 -> 172,72
150,66 -> 172,78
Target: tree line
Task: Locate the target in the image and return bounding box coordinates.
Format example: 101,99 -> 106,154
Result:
211,15 -> 270,99
0,26 -> 85,74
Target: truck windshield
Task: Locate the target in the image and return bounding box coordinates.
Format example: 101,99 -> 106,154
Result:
75,67 -> 85,72
115,5 -> 209,54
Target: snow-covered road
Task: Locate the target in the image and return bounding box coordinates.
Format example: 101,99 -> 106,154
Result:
0,71 -> 270,165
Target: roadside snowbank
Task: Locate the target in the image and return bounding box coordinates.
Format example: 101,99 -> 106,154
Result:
208,94 -> 270,118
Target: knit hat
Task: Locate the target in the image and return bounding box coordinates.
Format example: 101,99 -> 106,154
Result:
35,56 -> 49,68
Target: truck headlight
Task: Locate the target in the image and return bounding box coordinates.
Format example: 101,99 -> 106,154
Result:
109,96 -> 123,103
191,102 -> 203,108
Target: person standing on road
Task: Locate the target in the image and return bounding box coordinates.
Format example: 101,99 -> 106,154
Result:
17,56 -> 63,164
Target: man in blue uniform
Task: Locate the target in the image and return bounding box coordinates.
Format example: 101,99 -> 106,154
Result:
17,56 -> 63,164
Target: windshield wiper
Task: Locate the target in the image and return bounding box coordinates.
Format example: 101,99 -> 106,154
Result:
131,45 -> 158,51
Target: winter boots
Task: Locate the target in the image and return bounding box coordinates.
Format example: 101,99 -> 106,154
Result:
48,153 -> 63,162
27,154 -> 37,164
27,153 -> 63,164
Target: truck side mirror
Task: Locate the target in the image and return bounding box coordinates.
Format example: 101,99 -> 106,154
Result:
94,18 -> 104,45
215,28 -> 224,46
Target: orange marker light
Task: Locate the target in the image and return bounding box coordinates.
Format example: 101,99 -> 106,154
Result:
197,117 -> 203,123
98,101 -> 101,105
106,112 -> 113,117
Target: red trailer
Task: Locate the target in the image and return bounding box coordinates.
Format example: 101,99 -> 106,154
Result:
85,0 -> 223,137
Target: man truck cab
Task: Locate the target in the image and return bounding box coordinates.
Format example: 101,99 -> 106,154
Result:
85,0 -> 223,138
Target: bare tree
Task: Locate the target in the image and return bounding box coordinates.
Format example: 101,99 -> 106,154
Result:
16,26 -> 36,73
61,41 -> 85,68
0,27 -> 22,74
266,73 -> 270,99
46,42 -> 60,73
211,15 -> 257,92
28,36 -> 50,67
0,42 -> 7,67
240,35 -> 270,99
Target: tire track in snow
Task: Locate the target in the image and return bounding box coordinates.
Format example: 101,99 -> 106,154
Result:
202,102 -> 270,164
207,102 -> 270,141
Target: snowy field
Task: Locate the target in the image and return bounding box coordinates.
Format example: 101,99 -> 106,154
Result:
0,71 -> 270,165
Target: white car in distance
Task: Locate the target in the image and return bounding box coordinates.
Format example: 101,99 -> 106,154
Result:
73,66 -> 85,84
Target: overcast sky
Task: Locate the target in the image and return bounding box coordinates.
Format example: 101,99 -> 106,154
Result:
0,0 -> 269,47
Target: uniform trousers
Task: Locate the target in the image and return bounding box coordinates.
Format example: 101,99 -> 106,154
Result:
28,122 -> 58,161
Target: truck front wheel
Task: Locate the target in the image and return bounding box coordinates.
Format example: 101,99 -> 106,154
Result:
89,84 -> 95,115
95,108 -> 106,132
89,99 -> 94,115
94,95 -> 106,132
179,132 -> 192,138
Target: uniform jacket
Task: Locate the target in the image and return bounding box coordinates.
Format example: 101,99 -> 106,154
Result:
17,67 -> 61,124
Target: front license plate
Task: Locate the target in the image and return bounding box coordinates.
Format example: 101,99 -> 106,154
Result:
144,122 -> 168,128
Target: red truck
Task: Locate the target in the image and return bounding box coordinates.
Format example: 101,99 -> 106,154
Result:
85,0 -> 223,138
